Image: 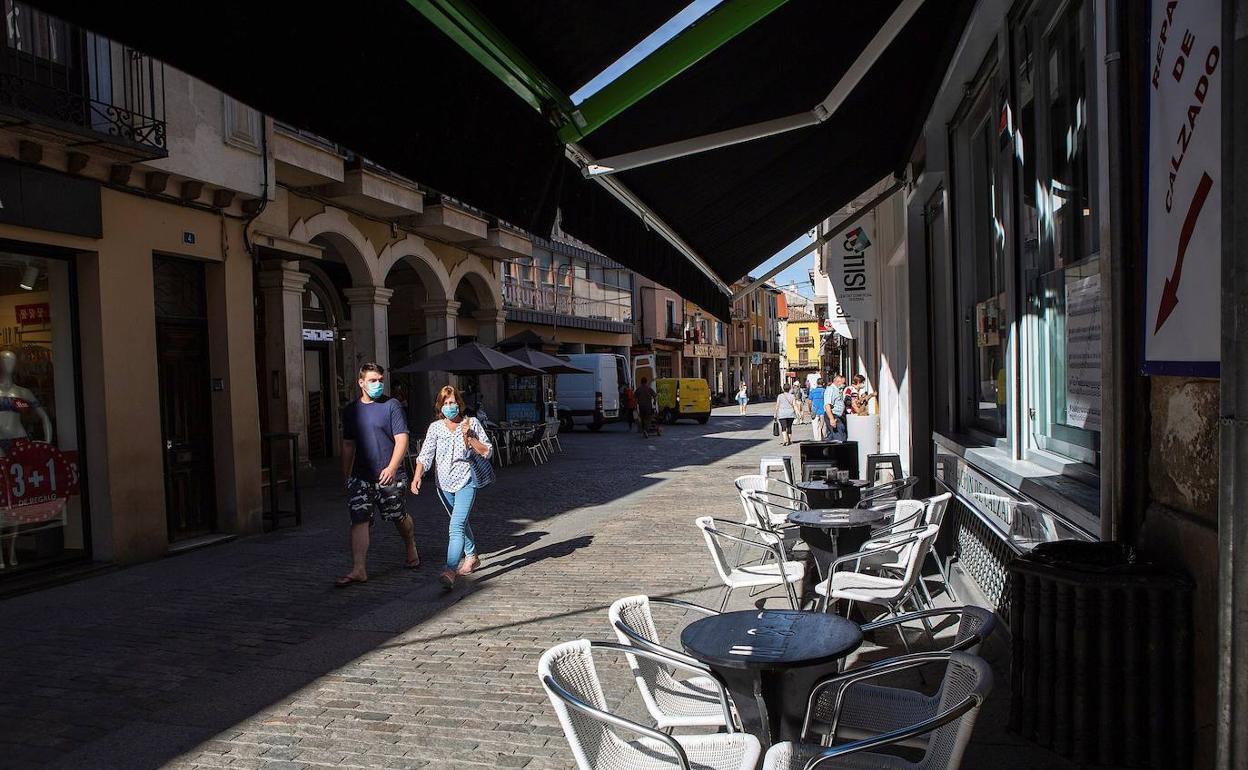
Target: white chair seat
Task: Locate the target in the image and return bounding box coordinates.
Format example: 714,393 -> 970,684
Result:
763,740 -> 914,769
814,570 -> 906,603
651,674 -> 728,728
729,559 -> 805,588
629,732 -> 761,770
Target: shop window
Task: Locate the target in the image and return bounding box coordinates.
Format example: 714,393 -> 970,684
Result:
0,253 -> 85,577
1014,0 -> 1100,465
951,59 -> 1009,437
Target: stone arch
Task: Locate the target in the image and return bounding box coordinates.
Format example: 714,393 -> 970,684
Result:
377,234 -> 452,303
290,207 -> 378,286
448,257 -> 502,314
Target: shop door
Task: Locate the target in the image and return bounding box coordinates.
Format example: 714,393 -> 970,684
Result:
303,346 -> 333,459
153,257 -> 216,540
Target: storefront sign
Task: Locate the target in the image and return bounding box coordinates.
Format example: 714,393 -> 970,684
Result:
826,222 -> 878,323
1065,274 -> 1102,430
302,328 -> 334,342
0,161 -> 102,238
1144,0 -> 1221,376
683,343 -> 726,358
15,303 -> 50,326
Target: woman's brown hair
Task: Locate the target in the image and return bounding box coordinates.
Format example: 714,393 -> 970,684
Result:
434,384 -> 461,416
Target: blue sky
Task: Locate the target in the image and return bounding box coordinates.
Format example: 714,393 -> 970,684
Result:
572,0 -> 817,299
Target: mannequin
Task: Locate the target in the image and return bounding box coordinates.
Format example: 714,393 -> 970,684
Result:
0,348 -> 52,570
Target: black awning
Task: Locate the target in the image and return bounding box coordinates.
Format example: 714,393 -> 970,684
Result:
28,1 -> 973,320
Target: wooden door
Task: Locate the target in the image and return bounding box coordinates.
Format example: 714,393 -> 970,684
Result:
153,257 -> 215,540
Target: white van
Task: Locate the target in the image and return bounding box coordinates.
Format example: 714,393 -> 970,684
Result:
556,353 -> 629,431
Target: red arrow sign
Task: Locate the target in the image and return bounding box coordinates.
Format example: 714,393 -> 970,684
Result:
1155,171 -> 1214,334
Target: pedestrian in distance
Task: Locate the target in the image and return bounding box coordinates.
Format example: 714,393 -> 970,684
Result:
336,362 -> 418,588
411,384 -> 494,590
828,373 -> 849,442
621,383 -> 637,431
846,374 -> 876,415
774,382 -> 799,446
809,377 -> 828,441
635,376 -> 660,437
736,383 -> 749,413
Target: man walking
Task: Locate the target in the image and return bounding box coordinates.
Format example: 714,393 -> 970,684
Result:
809,377 -> 828,441
828,373 -> 848,443
336,362 -> 419,587
635,376 -> 659,437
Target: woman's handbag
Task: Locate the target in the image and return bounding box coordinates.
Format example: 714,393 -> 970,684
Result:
464,420 -> 495,489
772,419 -> 780,437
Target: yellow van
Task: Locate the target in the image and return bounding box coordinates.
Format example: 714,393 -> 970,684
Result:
655,378 -> 711,424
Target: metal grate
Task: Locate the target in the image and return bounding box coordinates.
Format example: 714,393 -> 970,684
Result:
945,496 -> 1015,614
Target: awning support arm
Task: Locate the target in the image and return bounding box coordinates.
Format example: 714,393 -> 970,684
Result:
584,0 -> 926,177
567,143 -> 732,297
558,0 -> 789,143
730,178 -> 905,302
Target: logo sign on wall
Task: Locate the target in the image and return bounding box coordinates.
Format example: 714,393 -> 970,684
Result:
826,221 -> 878,327
1143,0 -> 1221,376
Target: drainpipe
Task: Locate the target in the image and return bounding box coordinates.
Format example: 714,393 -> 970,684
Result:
1217,1 -> 1248,765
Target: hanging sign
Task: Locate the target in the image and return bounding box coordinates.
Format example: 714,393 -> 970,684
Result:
1143,0 -> 1221,376
826,222 -> 878,323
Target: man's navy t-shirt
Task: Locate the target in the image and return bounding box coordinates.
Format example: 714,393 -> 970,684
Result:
342,397 -> 409,481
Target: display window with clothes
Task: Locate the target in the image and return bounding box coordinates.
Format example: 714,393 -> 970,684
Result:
0,252 -> 86,580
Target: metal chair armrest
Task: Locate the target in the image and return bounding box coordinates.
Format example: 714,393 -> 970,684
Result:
803,695 -> 982,769
868,509 -> 924,538
801,651 -> 956,741
543,674 -> 692,770
649,597 -> 720,617
828,534 -> 921,571
612,621 -> 706,670
595,641 -> 735,733
705,521 -> 792,566
860,607 -> 967,634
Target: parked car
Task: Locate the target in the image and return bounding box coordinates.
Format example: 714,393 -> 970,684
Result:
655,377 -> 711,424
556,353 -> 629,431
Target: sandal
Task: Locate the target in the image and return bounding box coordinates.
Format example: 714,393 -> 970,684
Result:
438,569 -> 456,590
457,554 -> 480,575
334,575 -> 367,588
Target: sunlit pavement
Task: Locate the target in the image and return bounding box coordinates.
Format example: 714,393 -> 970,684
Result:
0,405 -> 1071,769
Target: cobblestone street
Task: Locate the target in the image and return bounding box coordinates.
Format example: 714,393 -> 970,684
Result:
0,404 -> 1060,769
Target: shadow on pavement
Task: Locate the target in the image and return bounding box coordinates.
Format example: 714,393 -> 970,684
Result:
0,409 -> 777,769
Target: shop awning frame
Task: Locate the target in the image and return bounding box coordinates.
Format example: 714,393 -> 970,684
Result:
582,0 -> 927,177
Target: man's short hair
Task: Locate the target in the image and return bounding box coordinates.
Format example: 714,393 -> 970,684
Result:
817,378 -> 825,385
359,362 -> 384,378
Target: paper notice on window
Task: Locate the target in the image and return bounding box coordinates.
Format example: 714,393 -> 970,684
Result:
1065,274 -> 1102,431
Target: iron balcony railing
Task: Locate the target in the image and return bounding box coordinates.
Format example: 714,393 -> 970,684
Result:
665,322 -> 684,340
796,335 -> 815,347
501,276 -> 633,324
0,2 -> 166,157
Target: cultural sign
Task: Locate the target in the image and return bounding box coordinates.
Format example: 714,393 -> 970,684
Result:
826,222 -> 878,323
1144,0 -> 1221,375
1065,274 -> 1102,430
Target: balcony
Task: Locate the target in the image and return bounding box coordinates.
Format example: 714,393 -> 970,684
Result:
796,335 -> 815,347
665,322 -> 684,340
0,5 -> 166,158
501,276 -> 633,331
502,276 -> 572,316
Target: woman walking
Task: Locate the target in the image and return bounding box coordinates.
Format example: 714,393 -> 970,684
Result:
411,385 -> 494,590
774,383 -> 799,446
736,383 -> 749,414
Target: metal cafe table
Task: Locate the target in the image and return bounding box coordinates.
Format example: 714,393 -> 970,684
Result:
794,477 -> 871,509
680,609 -> 862,748
787,507 -> 892,590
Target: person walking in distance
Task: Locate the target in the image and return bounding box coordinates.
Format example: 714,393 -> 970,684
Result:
736,383 -> 749,414
621,383 -> 637,431
336,363 -> 418,587
411,385 -> 494,590
635,376 -> 659,437
774,382 -> 799,446
828,373 -> 849,442
808,377 -> 828,441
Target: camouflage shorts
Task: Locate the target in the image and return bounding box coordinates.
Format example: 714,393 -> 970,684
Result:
346,474 -> 408,525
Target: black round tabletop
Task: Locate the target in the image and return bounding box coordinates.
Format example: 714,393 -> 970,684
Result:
680,610 -> 862,670
787,508 -> 890,529
796,478 -> 872,490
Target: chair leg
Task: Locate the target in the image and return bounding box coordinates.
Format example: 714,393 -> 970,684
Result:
784,576 -> 800,611
719,586 -> 734,612
917,573 -> 936,608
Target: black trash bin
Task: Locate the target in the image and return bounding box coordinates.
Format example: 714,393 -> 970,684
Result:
1007,541 -> 1194,768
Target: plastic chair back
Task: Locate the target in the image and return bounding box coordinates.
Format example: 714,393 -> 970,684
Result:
921,652 -> 993,769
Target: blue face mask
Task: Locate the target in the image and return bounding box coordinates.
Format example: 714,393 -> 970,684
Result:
364,381 -> 384,399
441,404 -> 460,420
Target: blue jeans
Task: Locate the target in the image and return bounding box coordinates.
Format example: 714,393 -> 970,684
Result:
439,484 -> 478,570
